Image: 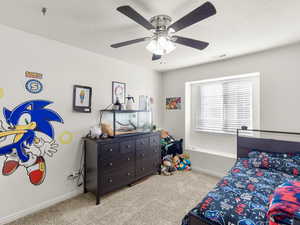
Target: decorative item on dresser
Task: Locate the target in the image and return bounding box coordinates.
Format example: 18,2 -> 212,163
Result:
100,109 -> 152,137
83,132 -> 161,205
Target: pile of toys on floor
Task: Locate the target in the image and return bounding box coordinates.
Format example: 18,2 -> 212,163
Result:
160,130 -> 191,176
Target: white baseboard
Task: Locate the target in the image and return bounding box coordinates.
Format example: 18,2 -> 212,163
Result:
0,189 -> 82,225
192,166 -> 225,178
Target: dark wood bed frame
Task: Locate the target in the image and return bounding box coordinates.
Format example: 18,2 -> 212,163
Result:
187,128 -> 300,225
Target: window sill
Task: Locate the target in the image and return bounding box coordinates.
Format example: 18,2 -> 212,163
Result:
193,129 -> 236,136
193,128 -> 257,137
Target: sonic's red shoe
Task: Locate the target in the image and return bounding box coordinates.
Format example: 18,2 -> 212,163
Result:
26,156 -> 46,185
2,158 -> 19,176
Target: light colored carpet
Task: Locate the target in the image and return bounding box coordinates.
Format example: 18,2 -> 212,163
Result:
8,172 -> 219,225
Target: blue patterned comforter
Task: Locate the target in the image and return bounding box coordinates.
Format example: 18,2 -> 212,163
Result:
182,158 -> 299,225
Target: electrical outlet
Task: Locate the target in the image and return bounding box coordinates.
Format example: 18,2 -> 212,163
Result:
72,171 -> 80,177
67,170 -> 80,180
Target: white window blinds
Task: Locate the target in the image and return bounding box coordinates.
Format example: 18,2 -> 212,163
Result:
195,76 -> 257,134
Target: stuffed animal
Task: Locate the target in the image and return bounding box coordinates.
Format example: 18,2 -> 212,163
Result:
172,155 -> 181,167
174,154 -> 191,171
90,125 -> 102,139
161,155 -> 176,176
177,158 -> 191,171
101,123 -> 114,137
160,130 -> 170,139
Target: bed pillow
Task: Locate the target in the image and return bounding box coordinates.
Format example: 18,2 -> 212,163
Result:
249,150 -> 300,170
248,150 -> 300,163
248,154 -> 300,176
248,156 -> 271,169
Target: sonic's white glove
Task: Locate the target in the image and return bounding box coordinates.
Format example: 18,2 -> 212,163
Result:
0,120 -> 8,142
34,137 -> 59,157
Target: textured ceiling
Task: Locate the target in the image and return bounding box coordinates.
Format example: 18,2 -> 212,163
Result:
0,0 -> 300,71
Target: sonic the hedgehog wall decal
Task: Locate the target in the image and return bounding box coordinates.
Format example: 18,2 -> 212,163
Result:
25,79 -> 43,94
0,100 -> 63,185
25,71 -> 43,80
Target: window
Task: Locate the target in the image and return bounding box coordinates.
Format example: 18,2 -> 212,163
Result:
192,74 -> 259,134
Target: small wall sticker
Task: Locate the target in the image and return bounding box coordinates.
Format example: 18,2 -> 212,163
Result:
25,79 -> 43,94
25,71 -> 43,79
0,88 -> 4,99
58,131 -> 74,145
0,100 -> 64,185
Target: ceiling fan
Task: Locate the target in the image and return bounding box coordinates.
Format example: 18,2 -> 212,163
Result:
111,2 -> 217,61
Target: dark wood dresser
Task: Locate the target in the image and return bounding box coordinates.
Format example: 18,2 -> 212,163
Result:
83,132 -> 161,205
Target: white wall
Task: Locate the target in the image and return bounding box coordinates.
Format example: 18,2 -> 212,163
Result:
162,42 -> 300,176
0,24 -> 162,223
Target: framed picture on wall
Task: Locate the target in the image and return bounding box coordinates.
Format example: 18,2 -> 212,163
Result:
166,97 -> 181,110
112,81 -> 126,104
73,85 -> 92,113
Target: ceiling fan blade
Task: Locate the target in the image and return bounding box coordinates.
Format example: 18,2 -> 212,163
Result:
152,54 -> 161,61
111,37 -> 148,48
173,36 -> 209,50
168,2 -> 216,32
117,5 -> 155,30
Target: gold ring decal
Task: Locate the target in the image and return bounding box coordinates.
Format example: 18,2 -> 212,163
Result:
0,88 -> 4,99
58,131 -> 74,144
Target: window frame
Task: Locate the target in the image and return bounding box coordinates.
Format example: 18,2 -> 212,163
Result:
191,73 -> 260,135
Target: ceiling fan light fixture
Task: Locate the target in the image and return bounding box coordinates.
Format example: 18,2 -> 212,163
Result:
112,2 -> 217,61
146,37 -> 176,56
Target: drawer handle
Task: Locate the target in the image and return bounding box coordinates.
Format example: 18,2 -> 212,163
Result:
127,172 -> 131,176
142,168 -> 145,171
109,162 -> 113,166
109,148 -> 113,152
127,157 -> 131,161
109,179 -> 113,183
154,150 -> 158,153
126,145 -> 131,148
141,153 -> 145,157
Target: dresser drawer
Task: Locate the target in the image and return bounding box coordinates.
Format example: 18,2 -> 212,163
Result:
136,156 -> 160,178
120,140 -> 135,154
100,143 -> 120,159
136,151 -> 147,160
100,140 -> 134,160
136,154 -> 161,167
150,135 -> 160,147
150,146 -> 160,155
101,169 -> 134,194
136,137 -> 149,151
136,146 -> 160,160
100,154 -> 134,174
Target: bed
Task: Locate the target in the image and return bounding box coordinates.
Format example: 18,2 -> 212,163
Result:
182,129 -> 300,225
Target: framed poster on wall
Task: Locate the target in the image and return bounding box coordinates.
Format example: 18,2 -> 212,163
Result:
166,97 -> 181,110
112,81 -> 126,104
73,85 -> 92,113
